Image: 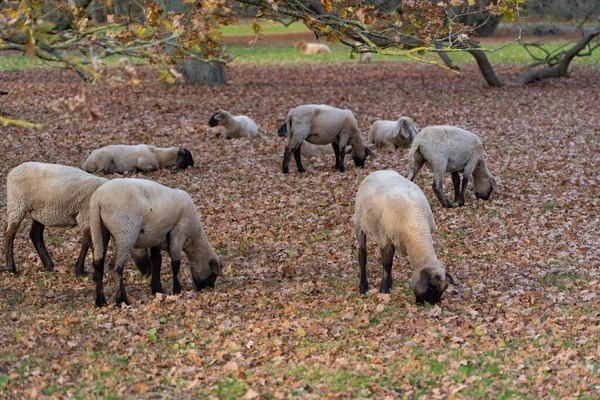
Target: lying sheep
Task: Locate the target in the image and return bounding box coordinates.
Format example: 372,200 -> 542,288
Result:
368,117 -> 419,149
295,40 -> 331,55
353,170 -> 457,304
407,125 -> 498,208
208,110 -> 259,139
278,104 -> 375,173
82,144 -> 193,174
4,162 -> 107,275
89,178 -> 222,307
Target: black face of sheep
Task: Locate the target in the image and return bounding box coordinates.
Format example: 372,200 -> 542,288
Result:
208,112 -> 222,127
176,149 -> 194,169
277,122 -> 288,137
414,269 -> 457,305
192,259 -> 223,290
352,147 -> 376,168
474,177 -> 499,201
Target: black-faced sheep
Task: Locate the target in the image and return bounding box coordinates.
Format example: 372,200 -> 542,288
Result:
278,104 -> 375,173
4,162 -> 107,275
208,110 -> 259,139
354,170 -> 457,304
89,178 -> 222,307
295,41 -> 331,55
368,117 -> 419,149
407,125 -> 498,208
82,144 -> 193,174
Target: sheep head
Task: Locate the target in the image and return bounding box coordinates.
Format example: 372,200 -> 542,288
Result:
208,111 -> 225,127
176,148 -> 194,169
413,264 -> 457,304
474,176 -> 498,201
393,117 -> 419,147
295,41 -> 306,49
277,122 -> 288,137
192,258 -> 223,290
352,145 -> 376,167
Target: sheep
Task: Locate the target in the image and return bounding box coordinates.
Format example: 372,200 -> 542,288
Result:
407,125 -> 498,208
208,110 -> 259,139
89,178 -> 222,307
278,104 -> 375,173
82,144 -> 194,174
295,40 -> 331,55
368,117 -> 419,149
4,162 -> 107,276
353,170 -> 457,304
359,52 -> 373,63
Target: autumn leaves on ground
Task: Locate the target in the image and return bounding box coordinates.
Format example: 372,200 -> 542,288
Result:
0,58 -> 599,398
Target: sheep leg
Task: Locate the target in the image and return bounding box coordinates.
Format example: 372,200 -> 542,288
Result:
337,146 -> 346,173
452,172 -> 461,204
171,258 -> 182,295
357,230 -> 368,294
380,243 -> 395,293
93,229 -> 110,307
4,222 -> 20,274
407,149 -> 424,181
432,170 -> 453,208
293,147 -> 306,173
332,143 -> 340,170
73,230 -> 91,277
29,220 -> 55,272
459,174 -> 471,207
114,260 -> 130,306
113,238 -> 135,306
282,148 -> 292,174
150,247 -> 164,295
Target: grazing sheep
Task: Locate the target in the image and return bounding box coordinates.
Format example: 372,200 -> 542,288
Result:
359,52 -> 373,63
278,104 -> 375,173
89,178 -> 222,307
208,110 -> 259,139
407,125 -> 498,208
368,117 -> 419,149
353,170 -> 457,304
82,144 -> 193,174
295,40 -> 331,55
4,162 -> 107,275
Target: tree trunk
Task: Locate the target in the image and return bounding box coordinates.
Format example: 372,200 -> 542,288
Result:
177,60 -> 226,85
512,27 -> 600,86
162,0 -> 226,85
467,48 -> 503,87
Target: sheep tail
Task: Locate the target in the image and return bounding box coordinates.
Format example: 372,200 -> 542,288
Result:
89,201 -> 105,261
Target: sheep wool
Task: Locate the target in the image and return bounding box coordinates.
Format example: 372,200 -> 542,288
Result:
368,117 -> 419,149
407,125 -> 498,208
82,144 -> 194,174
295,41 -> 331,55
89,178 -> 222,307
353,170 -> 456,304
278,104 -> 375,173
208,110 -> 259,139
4,162 -> 108,275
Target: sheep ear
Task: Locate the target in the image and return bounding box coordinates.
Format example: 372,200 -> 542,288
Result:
365,146 -> 377,159
213,113 -> 222,121
415,269 -> 431,296
446,271 -> 458,285
490,177 -> 499,193
411,122 -> 419,137
210,259 -> 223,276
391,124 -> 400,139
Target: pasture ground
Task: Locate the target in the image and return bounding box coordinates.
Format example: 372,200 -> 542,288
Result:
0,44 -> 599,398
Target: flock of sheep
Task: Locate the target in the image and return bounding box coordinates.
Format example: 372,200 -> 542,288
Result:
2,103 -> 497,307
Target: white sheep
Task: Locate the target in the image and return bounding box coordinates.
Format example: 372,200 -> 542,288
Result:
353,170 -> 457,304
368,117 -> 419,149
4,162 -> 107,275
295,40 -> 331,55
89,178 -> 222,307
407,125 -> 498,208
82,144 -> 194,174
359,52 -> 373,63
278,104 -> 375,173
208,110 -> 259,139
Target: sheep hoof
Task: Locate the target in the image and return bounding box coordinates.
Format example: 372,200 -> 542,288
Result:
95,294 -> 107,307
75,270 -> 88,278
458,202 -> 465,207
359,282 -> 369,294
298,168 -> 306,174
282,168 -> 290,174
44,263 -> 55,272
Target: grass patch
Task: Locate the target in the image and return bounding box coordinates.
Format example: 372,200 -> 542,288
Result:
220,21 -> 309,35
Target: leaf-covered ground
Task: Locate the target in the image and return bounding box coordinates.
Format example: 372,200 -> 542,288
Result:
0,61 -> 599,399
